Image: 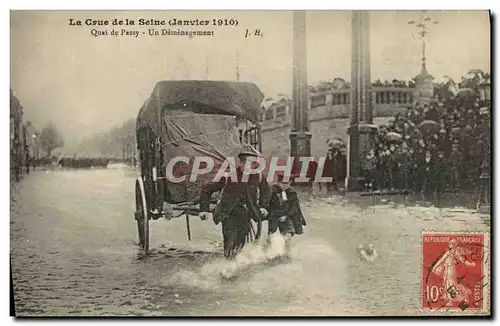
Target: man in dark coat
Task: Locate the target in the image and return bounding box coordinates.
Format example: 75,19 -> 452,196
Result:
323,149 -> 337,191
449,145 -> 461,192
266,171 -> 306,259
199,150 -> 271,260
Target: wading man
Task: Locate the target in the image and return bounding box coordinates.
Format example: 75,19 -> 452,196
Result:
198,150 -> 270,259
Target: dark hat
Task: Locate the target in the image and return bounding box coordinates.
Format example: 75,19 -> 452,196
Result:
274,170 -> 298,182
237,149 -> 262,160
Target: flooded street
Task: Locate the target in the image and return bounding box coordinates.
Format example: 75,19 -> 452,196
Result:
10,167 -> 489,316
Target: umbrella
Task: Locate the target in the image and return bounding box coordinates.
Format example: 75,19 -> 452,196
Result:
418,120 -> 441,136
467,69 -> 484,77
327,139 -> 344,150
384,132 -> 403,143
327,136 -> 344,143
455,88 -> 477,102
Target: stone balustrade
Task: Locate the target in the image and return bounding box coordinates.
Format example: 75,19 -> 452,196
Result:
260,87 -> 417,125
258,87 -> 419,158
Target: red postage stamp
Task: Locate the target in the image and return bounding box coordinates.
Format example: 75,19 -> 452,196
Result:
421,231 -> 490,313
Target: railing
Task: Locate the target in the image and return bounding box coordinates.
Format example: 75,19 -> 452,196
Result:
260,87 -> 417,123
372,87 -> 415,105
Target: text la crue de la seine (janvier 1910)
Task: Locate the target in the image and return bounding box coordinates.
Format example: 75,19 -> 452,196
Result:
68,18 -> 240,38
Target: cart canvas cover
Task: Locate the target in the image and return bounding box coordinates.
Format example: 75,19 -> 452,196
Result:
137,80 -> 264,131
136,81 -> 265,203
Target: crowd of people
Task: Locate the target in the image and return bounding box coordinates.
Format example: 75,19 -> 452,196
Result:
371,96 -> 488,195
308,78 -> 417,94
371,79 -> 415,88
322,93 -> 490,197
58,157 -> 110,169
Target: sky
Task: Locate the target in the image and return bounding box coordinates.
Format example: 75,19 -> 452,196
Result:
10,10 -> 490,147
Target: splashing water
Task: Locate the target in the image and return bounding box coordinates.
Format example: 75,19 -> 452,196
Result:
162,235 -> 350,314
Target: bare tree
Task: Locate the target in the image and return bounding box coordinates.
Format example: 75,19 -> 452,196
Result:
40,122 -> 64,157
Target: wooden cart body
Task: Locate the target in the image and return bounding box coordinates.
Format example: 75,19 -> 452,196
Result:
134,80 -> 265,252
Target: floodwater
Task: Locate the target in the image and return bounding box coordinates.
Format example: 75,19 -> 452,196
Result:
10,166 -> 489,316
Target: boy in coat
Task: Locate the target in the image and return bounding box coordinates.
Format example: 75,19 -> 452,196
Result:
266,171 -> 306,259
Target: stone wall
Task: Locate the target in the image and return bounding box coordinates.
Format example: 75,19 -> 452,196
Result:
261,117 -> 392,158
260,87 -> 417,158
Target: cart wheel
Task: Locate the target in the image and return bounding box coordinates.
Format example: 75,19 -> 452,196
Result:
135,177 -> 150,253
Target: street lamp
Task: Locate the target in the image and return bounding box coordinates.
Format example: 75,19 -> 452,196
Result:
408,12 -> 439,72
29,132 -> 39,168
409,13 -> 439,104
32,134 -> 37,159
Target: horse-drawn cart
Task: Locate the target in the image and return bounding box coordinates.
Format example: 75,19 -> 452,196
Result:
134,80 -> 265,253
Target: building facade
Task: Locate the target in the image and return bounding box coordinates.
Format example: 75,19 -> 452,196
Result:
11,89 -> 39,180
10,89 -> 24,179
259,85 -> 419,158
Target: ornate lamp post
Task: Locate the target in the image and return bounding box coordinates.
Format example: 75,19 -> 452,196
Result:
409,13 -> 439,105
408,13 -> 439,73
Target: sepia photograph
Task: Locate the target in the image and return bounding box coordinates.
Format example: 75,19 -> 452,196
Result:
9,9 -> 491,317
